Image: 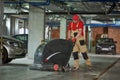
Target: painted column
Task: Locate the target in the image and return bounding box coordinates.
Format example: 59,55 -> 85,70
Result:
0,0 -> 4,64
10,17 -> 15,35
60,18 -> 66,39
28,5 -> 45,59
86,17 -> 92,52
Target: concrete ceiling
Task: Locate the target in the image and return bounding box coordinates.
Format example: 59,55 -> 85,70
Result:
3,0 -> 120,22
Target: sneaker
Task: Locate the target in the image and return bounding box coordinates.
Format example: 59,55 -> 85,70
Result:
72,67 -> 79,71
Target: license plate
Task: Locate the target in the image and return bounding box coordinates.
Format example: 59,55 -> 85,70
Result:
102,48 -> 109,51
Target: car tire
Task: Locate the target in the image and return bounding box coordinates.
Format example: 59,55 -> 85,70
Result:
2,48 -> 8,64
96,52 -> 100,54
7,58 -> 13,63
96,50 -> 100,54
2,47 -> 12,64
112,50 -> 116,55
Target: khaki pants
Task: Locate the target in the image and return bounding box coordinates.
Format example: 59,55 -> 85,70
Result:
71,30 -> 87,53
71,30 -> 92,67
73,37 -> 87,53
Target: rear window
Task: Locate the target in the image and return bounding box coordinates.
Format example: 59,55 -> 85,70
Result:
97,38 -> 114,43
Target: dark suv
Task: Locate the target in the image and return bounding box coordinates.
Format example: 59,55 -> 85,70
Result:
95,38 -> 117,55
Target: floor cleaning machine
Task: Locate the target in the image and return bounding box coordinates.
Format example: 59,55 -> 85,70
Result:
30,39 -> 73,72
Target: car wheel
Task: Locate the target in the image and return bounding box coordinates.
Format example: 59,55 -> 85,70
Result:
112,50 -> 116,55
2,51 -> 8,64
2,47 -> 12,64
96,50 -> 100,54
7,58 -> 13,63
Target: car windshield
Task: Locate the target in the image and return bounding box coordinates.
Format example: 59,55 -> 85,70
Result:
13,34 -> 28,42
97,38 -> 114,43
15,36 -> 27,41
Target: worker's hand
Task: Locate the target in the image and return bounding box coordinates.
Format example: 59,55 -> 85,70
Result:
72,38 -> 76,43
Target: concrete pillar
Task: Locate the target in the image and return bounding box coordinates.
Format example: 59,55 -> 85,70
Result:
86,17 -> 92,52
10,17 -> 15,35
6,18 -> 11,35
60,18 -> 66,39
28,5 -> 45,59
0,0 -> 4,64
24,20 -> 28,34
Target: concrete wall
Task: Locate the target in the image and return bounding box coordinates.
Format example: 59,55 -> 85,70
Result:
51,27 -> 60,39
91,27 -> 103,41
108,27 -> 120,54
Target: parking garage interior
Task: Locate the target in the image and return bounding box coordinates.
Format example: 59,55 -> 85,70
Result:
0,0 -> 120,80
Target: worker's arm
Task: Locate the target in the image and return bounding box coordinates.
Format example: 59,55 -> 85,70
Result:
67,30 -> 71,39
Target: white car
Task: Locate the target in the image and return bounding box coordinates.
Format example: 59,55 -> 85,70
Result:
1,35 -> 27,64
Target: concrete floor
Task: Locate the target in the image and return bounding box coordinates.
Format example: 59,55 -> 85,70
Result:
0,54 -> 120,80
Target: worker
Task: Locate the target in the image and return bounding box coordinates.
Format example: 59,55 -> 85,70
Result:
67,14 -> 92,70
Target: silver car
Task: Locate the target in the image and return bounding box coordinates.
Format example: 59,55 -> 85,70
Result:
0,35 -> 27,64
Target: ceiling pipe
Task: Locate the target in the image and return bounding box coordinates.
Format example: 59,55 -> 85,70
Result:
4,12 -> 28,15
46,11 -> 106,15
108,11 -> 120,14
5,11 -> 120,15
4,0 -> 50,6
28,0 -> 50,6
4,0 -> 24,4
56,0 -> 119,2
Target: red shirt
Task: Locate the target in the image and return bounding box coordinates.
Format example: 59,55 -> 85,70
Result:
67,21 -> 84,36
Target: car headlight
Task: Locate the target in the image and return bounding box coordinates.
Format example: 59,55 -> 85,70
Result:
109,45 -> 115,49
13,43 -> 18,47
96,45 -> 102,48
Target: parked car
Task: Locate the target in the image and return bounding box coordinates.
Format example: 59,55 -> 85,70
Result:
0,35 -> 27,64
12,34 -> 28,53
95,38 -> 117,55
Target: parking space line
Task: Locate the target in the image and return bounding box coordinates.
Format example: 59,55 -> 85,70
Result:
94,58 -> 120,80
